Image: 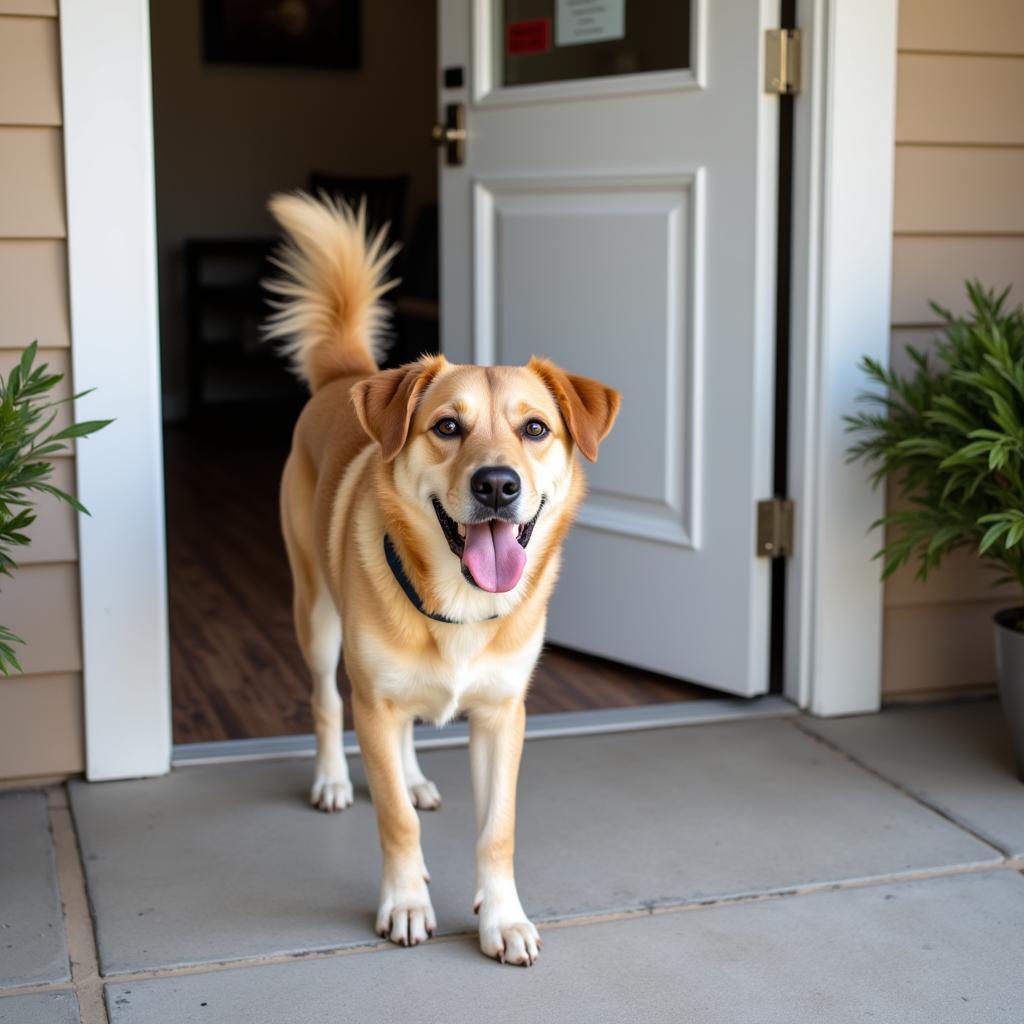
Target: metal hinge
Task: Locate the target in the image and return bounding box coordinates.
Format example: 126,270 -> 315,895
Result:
765,29 -> 801,95
757,499 -> 795,558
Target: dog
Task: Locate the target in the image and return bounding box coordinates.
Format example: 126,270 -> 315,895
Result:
265,193 -> 619,966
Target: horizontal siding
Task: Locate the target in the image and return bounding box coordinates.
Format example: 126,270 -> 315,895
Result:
896,54 -> 1024,146
0,7 -> 83,779
0,126 -> 65,236
893,147 -> 1024,234
17,457 -> 77,564
884,2 -> 1024,697
0,562 -> 81,675
899,0 -> 1024,56
0,16 -> 61,126
883,601 -> 1007,698
0,240 -> 70,347
0,673 -> 83,779
0,1 -> 56,14
885,547 -> 1019,608
891,236 -> 1024,324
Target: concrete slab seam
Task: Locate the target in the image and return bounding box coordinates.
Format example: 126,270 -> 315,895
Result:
790,719 -> 1014,858
75,861 -> 1021,989
47,785 -> 109,1024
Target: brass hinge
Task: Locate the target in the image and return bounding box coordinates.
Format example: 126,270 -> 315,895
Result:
765,29 -> 801,95
757,499 -> 795,558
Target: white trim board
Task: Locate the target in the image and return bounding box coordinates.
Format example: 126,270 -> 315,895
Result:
60,1 -> 172,780
172,697 -> 797,767
784,0 -> 896,716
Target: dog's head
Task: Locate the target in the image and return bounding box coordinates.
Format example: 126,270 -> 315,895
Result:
352,356 -> 619,603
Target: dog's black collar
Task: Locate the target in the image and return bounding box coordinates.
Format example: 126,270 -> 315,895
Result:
383,534 -> 499,625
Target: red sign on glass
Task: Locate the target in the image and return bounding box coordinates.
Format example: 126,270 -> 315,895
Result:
507,18 -> 551,56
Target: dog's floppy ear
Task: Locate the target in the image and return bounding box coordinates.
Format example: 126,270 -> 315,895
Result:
528,357 -> 620,462
351,355 -> 447,461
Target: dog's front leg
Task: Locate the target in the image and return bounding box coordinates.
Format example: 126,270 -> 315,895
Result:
469,697 -> 540,966
352,686 -> 435,946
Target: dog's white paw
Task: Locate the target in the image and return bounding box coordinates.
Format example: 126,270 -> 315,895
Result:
475,883 -> 541,966
480,917 -> 541,966
376,877 -> 436,947
408,779 -> 442,810
310,768 -> 353,813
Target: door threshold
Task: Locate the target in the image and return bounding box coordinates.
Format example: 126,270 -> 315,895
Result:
172,695 -> 796,767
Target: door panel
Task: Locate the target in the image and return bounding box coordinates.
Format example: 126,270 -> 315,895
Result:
440,0 -> 779,696
476,175 -> 697,547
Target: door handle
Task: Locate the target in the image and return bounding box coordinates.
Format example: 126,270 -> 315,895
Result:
431,103 -> 466,166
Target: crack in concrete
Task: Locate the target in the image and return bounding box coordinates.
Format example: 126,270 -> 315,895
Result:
791,718 -> 1014,858
47,784 -> 109,1024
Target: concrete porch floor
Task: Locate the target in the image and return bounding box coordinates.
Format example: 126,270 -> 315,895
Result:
1,701 -> 1023,1023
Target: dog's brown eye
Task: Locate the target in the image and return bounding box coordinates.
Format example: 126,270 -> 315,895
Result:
524,420 -> 548,439
433,418 -> 461,438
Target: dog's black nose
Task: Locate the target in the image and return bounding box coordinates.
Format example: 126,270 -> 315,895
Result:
470,465 -> 521,510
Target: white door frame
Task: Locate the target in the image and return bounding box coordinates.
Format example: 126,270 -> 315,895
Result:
784,0 -> 897,716
60,0 -> 896,779
61,0 -> 171,780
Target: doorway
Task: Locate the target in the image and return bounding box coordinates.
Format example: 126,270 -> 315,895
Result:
150,0 -> 713,745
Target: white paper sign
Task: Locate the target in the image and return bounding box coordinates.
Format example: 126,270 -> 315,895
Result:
555,0 -> 625,47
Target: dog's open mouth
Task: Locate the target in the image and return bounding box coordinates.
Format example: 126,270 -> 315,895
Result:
432,497 -> 544,594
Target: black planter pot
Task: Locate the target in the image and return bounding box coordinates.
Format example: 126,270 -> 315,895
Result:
993,607 -> 1024,782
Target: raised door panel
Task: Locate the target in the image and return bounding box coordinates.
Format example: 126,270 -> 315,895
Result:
476,175 -> 699,546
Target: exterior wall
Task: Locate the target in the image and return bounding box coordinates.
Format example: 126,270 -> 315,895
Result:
0,1 -> 85,776
884,0 -> 1024,699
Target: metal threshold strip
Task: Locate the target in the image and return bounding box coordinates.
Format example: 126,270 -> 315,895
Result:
172,695 -> 797,767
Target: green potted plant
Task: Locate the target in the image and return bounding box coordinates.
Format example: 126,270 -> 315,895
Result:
0,342 -> 110,673
846,282 -> 1024,780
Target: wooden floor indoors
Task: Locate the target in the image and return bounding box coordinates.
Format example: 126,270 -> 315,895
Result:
165,425 -> 712,744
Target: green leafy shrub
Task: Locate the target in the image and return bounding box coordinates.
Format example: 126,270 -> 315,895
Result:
846,282 -> 1024,612
0,343 -> 111,672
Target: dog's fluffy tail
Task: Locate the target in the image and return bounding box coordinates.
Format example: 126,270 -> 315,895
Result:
263,192 -> 399,391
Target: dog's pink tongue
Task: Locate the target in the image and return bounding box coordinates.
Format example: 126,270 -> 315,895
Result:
462,521 -> 526,593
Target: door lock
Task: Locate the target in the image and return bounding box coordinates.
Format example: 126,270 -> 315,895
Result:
432,103 -> 466,166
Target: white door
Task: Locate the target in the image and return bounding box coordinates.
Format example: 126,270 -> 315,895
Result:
439,1 -> 779,696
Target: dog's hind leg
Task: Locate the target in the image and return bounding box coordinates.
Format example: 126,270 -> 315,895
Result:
303,579 -> 352,811
282,453 -> 352,812
401,721 -> 442,810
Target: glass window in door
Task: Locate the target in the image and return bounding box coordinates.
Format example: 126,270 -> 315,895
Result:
499,0 -> 690,88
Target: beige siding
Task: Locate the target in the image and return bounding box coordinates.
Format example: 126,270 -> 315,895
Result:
898,0 -> 1024,56
896,54 -> 1024,145
891,237 -> 1024,323
0,7 -> 84,778
885,0 -> 1024,698
1,562 -> 81,675
0,241 -> 70,347
0,674 -> 83,779
0,127 -> 65,236
0,16 -> 61,126
0,1 -> 57,14
894,148 -> 1024,234
883,602 -> 1010,700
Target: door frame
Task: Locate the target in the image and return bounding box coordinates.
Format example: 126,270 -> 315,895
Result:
784,0 -> 896,716
61,0 -> 896,779
61,0 -> 171,781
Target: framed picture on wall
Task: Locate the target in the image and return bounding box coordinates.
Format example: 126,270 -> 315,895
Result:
202,0 -> 361,70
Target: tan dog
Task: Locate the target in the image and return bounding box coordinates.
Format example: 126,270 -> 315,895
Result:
266,194 -> 619,966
